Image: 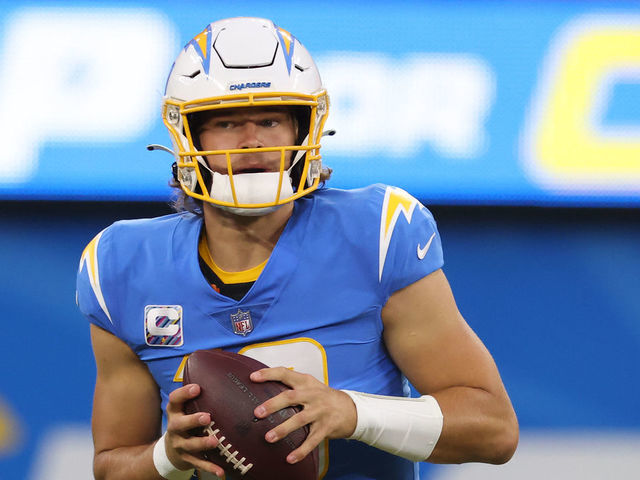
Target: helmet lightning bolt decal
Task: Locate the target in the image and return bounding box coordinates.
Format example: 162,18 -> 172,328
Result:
78,229 -> 113,324
275,26 -> 295,74
185,24 -> 212,76
379,186 -> 418,282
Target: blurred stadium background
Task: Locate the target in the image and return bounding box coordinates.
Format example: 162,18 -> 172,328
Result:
1,1 -> 639,478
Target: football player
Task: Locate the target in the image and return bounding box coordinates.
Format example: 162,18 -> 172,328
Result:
78,17 -> 518,480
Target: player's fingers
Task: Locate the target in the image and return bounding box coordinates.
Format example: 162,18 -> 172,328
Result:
174,431 -> 219,453
167,411 -> 211,434
264,409 -> 310,444
180,451 -> 226,477
253,388 -> 299,419
286,427 -> 325,465
250,367 -> 307,387
167,384 -> 200,412
252,370 -> 320,420
164,428 -> 218,472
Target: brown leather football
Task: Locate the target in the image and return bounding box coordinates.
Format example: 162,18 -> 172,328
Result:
183,348 -> 318,479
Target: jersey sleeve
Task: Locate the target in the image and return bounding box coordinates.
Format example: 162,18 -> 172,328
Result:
76,228 -> 117,334
377,185 -> 444,296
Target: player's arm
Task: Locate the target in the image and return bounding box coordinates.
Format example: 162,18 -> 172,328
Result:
250,268 -> 518,465
90,324 -> 224,479
380,268 -> 519,464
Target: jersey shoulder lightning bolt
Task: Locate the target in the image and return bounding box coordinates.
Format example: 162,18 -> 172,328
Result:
376,185 -> 444,291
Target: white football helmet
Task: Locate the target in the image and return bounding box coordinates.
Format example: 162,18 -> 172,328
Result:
162,17 -> 329,215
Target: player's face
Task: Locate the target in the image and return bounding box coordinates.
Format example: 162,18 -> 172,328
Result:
196,107 -> 297,175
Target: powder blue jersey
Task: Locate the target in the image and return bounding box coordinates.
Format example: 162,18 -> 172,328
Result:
77,184 -> 444,480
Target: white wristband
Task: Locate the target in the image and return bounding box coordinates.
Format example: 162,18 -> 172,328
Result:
152,432 -> 195,480
341,390 -> 443,462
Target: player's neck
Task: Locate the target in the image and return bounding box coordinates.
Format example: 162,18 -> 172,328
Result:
201,202 -> 294,272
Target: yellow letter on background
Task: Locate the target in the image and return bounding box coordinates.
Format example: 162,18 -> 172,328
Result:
522,15 -> 640,193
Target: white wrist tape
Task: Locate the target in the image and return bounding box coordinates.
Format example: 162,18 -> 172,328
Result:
152,432 -> 195,480
341,390 -> 443,462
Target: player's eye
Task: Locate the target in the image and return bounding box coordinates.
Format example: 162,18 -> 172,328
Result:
215,120 -> 234,129
259,118 -> 280,128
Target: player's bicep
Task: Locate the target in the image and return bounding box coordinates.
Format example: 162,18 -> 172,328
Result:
90,324 -> 161,453
381,269 -> 503,395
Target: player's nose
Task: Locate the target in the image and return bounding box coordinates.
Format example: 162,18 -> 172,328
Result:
238,122 -> 263,149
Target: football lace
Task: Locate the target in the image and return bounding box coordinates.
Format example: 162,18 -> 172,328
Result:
204,421 -> 254,476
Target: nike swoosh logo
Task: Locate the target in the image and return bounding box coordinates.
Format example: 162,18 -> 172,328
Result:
417,233 -> 436,260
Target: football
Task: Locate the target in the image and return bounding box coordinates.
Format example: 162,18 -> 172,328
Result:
183,348 -> 318,480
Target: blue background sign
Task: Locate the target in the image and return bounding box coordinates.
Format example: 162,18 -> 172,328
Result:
0,1 -> 638,205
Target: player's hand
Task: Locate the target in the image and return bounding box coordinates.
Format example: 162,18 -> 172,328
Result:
250,367 -> 357,464
165,384 -> 225,477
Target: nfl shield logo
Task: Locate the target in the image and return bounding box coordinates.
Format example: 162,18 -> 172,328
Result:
230,309 -> 253,336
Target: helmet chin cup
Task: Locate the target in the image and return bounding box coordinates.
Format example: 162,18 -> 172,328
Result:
210,170 -> 292,216
209,171 -> 294,212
